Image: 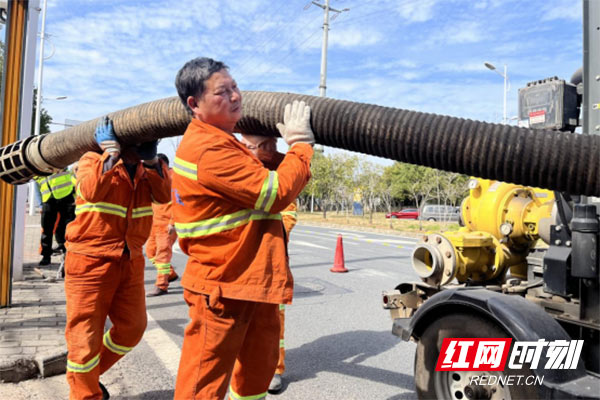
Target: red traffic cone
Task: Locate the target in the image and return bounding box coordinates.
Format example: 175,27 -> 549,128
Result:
330,234 -> 348,273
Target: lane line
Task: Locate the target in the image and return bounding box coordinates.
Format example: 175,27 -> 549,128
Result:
290,240 -> 329,249
143,312 -> 181,378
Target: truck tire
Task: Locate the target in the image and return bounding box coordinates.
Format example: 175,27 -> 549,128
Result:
414,313 -> 539,400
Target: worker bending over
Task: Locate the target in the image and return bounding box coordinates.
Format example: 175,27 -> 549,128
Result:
145,153 -> 179,297
64,116 -> 170,400
240,134 -> 298,394
172,57 -> 314,399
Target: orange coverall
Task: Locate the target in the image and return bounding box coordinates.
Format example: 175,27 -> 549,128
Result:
145,169 -> 178,290
64,151 -> 170,400
172,119 -> 312,400
261,150 -> 298,377
276,201 -> 298,376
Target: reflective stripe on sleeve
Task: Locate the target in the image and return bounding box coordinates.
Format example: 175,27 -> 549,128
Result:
280,339 -> 285,348
103,330 -> 133,356
66,353 -> 100,373
175,209 -> 281,238
228,388 -> 267,400
75,202 -> 127,218
254,171 -> 279,213
132,206 -> 153,218
281,211 -> 297,219
173,157 -> 198,180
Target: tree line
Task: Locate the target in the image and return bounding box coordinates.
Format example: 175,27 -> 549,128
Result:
299,150 -> 470,222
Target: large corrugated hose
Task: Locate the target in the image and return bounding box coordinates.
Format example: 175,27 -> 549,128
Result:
0,91 -> 598,197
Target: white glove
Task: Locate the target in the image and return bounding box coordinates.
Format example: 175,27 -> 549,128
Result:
276,100 -> 315,146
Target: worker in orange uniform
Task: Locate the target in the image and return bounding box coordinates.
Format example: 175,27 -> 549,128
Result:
64,116 -> 170,400
172,57 -> 314,400
240,134 -> 297,394
145,153 -> 179,297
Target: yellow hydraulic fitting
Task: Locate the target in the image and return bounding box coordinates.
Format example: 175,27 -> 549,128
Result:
412,178 -> 554,286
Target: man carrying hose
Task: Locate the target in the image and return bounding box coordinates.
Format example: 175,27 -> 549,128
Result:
172,57 -> 313,399
64,116 -> 170,400
145,153 -> 179,297
240,134 -> 298,394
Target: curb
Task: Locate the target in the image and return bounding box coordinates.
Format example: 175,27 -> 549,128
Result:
0,350 -> 67,383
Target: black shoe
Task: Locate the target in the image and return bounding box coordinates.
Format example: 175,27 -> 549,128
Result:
52,245 -> 66,255
99,382 -> 110,400
268,374 -> 283,394
146,287 -> 168,297
39,256 -> 51,266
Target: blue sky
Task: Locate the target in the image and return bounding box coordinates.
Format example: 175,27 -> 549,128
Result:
35,0 -> 582,162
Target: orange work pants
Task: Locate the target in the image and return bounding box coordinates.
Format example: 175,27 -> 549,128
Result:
64,252 -> 147,400
174,289 -> 280,400
275,304 -> 286,375
145,224 -> 177,290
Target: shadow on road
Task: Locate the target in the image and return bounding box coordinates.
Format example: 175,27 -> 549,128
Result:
285,329 -> 414,391
119,389 -> 174,399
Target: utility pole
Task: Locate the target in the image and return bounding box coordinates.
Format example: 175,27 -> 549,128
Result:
29,0 -> 47,216
311,1 -> 349,97
310,1 -> 348,213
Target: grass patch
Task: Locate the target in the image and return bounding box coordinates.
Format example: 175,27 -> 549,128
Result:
298,211 -> 460,236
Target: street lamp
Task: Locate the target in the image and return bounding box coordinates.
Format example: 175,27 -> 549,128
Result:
484,62 -> 508,125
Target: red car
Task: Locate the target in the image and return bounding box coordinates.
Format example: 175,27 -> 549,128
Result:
385,208 -> 419,219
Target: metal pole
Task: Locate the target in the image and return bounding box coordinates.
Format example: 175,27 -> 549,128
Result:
318,0 -> 330,97
29,0 -> 47,216
503,64 -> 507,125
583,0 -> 600,136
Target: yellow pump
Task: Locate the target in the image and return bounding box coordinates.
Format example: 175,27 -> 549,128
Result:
412,178 -> 554,286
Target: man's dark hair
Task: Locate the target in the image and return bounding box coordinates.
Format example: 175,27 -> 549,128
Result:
175,57 -> 228,116
157,153 -> 169,166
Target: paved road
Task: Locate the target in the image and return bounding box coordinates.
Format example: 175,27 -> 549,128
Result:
1,224 -> 421,400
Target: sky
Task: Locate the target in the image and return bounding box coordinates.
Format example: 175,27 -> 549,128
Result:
6,0 -> 585,164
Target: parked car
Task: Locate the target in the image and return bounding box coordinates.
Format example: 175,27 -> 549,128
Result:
385,208 -> 419,219
419,204 -> 460,222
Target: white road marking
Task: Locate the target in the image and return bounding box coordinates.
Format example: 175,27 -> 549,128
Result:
143,312 -> 182,378
356,268 -> 393,278
292,231 -> 359,245
290,240 -> 329,249
364,239 -> 417,245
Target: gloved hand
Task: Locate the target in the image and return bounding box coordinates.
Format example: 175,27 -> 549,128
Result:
135,140 -> 159,163
276,100 -> 315,147
95,116 -> 120,154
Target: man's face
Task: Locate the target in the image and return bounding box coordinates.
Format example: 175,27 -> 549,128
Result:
241,135 -> 277,163
191,69 -> 242,134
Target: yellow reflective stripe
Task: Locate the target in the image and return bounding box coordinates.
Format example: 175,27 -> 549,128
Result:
175,209 -> 281,238
279,304 -> 285,311
281,211 -> 297,218
229,387 -> 267,400
156,263 -> 171,274
280,339 -> 285,348
76,202 -> 127,218
103,331 -> 133,356
264,172 -> 279,212
173,157 -> 197,180
66,354 -> 100,373
254,171 -> 279,212
132,206 -> 153,218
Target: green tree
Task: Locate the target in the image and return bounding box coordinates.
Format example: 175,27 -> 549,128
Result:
31,88 -> 53,135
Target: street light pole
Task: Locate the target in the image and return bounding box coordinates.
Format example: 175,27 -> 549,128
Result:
484,62 -> 508,124
29,0 -> 48,216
